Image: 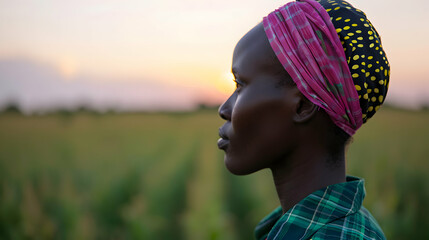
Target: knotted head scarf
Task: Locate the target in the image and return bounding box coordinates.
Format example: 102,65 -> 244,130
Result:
263,0 -> 389,135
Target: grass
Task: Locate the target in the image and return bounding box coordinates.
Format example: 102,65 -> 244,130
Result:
0,107 -> 428,239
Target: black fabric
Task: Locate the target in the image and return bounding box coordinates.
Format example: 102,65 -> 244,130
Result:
317,0 -> 390,122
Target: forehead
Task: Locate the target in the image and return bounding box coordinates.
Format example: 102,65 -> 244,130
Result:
232,23 -> 280,77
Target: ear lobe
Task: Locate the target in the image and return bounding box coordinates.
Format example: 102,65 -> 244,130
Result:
293,94 -> 319,123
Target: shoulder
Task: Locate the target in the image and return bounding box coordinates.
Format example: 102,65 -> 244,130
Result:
310,207 -> 386,240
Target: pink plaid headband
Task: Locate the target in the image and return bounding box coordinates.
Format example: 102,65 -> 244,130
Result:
263,0 -> 362,135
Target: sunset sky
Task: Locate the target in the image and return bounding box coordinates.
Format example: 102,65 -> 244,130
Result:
1,0 -> 428,112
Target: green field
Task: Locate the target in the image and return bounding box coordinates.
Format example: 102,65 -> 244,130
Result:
0,108 -> 428,240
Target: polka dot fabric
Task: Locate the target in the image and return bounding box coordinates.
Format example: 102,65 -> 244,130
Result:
316,0 -> 390,123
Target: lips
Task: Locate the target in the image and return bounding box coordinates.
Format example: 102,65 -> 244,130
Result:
217,138 -> 230,150
217,127 -> 230,150
218,127 -> 229,140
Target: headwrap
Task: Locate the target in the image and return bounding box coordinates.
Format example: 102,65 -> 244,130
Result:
263,0 -> 389,135
317,0 -> 390,123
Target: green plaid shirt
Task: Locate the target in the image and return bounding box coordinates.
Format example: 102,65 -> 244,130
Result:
254,176 -> 385,240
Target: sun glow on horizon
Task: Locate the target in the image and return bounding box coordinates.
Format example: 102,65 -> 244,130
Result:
214,72 -> 235,96
58,58 -> 78,79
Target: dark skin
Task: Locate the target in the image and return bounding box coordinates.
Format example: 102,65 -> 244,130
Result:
218,23 -> 346,214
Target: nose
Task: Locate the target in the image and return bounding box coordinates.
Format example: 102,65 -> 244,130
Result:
218,92 -> 236,121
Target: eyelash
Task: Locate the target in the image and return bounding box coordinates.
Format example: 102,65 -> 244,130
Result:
234,79 -> 243,90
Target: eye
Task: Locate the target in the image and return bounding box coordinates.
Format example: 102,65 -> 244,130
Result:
233,78 -> 244,91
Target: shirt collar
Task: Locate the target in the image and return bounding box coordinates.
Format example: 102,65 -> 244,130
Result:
255,176 -> 365,240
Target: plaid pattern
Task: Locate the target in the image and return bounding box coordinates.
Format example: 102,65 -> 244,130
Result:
254,176 -> 385,240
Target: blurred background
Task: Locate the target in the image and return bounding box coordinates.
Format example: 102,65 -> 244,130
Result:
0,0 -> 428,239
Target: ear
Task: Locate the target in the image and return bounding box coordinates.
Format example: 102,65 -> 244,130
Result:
293,93 -> 319,123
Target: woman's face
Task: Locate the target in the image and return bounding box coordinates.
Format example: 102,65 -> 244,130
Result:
218,23 -> 301,175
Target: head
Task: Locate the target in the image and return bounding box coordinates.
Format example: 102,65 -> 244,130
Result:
217,0 -> 389,175
218,23 -> 348,175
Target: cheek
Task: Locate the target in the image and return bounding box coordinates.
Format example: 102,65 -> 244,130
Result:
226,93 -> 295,174
232,93 -> 293,140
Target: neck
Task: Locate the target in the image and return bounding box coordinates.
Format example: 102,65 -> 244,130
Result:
270,145 -> 346,213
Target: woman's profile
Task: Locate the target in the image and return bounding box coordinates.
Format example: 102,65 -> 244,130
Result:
217,0 -> 389,239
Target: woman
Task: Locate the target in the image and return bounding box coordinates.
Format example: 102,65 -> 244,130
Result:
217,0 -> 389,239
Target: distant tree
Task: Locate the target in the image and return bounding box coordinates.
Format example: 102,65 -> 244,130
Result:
1,103 -> 21,114
420,104 -> 429,112
197,103 -> 219,111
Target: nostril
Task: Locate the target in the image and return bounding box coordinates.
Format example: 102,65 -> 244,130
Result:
218,103 -> 231,121
218,92 -> 235,121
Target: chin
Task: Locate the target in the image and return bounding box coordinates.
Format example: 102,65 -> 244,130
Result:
224,155 -> 259,176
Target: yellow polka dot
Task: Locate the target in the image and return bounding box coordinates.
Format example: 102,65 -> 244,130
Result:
352,47 -> 356,51
352,73 -> 359,78
368,56 -> 373,60
380,51 -> 383,55
344,36 -> 350,40
368,106 -> 374,111
376,47 -> 379,50
369,43 -> 374,48
364,82 -> 368,88
375,69 -> 380,73
379,80 -> 384,85
344,26 -> 350,30
352,40 -> 358,44
357,37 -> 363,40
361,55 -> 365,58
368,31 -> 373,35
369,36 -> 374,40
371,97 -> 377,102
353,55 -> 359,60
384,69 -> 388,76
358,44 -> 364,48
371,76 -> 376,81
366,72 -> 370,77
326,8 -> 332,12
375,106 -> 380,111
334,6 -> 340,10
352,23 -> 358,27
364,24 -> 369,27
336,28 -> 342,33
346,6 -> 351,9
359,95 -> 362,99
362,114 -> 367,119
368,89 -> 372,93
361,69 -> 366,73
352,65 -> 359,70
374,88 -> 379,93
360,18 -> 365,22
336,17 -> 342,21
379,96 -> 384,102
345,19 -> 351,22
347,32 -> 354,36
368,64 -> 373,68
356,30 -> 362,34
355,85 -> 361,91
363,93 -> 368,99
380,66 -> 384,70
